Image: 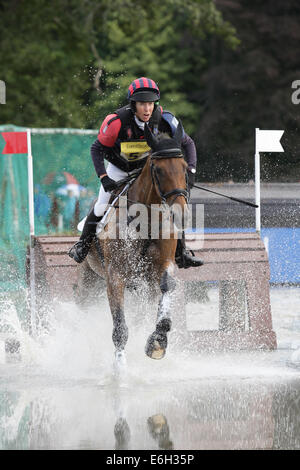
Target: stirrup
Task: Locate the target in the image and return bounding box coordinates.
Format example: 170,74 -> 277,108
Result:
68,239 -> 93,263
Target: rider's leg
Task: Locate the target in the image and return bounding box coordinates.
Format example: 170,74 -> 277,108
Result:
68,180 -> 111,263
68,205 -> 104,263
175,231 -> 203,269
68,163 -> 129,263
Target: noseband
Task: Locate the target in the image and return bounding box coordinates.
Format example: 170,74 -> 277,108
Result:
150,148 -> 189,204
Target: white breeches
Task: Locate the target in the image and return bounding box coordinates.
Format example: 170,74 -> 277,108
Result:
93,163 -> 132,217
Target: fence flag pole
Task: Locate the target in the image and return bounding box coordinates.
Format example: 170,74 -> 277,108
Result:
27,129 -> 37,337
255,128 -> 284,235
255,145 -> 261,233
1,130 -> 37,336
27,129 -> 35,237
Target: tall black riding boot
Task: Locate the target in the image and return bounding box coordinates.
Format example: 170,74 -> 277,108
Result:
68,209 -> 102,263
175,232 -> 204,269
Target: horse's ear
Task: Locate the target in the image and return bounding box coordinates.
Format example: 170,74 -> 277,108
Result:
173,120 -> 184,146
144,123 -> 158,151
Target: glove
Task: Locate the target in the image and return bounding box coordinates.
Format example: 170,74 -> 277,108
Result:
187,169 -> 195,189
101,175 -> 118,192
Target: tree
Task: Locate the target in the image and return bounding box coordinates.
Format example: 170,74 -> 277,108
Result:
196,0 -> 300,181
88,0 -> 239,133
0,0 -> 238,135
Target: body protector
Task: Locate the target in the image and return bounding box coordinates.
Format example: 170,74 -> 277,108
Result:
98,105 -> 184,172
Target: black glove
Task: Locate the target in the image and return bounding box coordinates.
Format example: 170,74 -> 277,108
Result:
101,175 -> 118,192
187,170 -> 195,189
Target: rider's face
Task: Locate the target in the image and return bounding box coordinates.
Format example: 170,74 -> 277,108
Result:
135,101 -> 155,122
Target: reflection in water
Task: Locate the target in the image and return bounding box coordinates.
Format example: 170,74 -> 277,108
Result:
147,414 -> 173,450
0,287 -> 299,449
114,418 -> 131,450
113,413 -> 176,451
272,382 -> 300,450
0,377 -> 300,450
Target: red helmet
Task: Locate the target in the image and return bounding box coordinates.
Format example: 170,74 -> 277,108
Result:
127,77 -> 160,102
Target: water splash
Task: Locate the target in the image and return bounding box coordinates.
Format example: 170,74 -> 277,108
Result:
0,286 -> 300,450
1,286 -> 300,384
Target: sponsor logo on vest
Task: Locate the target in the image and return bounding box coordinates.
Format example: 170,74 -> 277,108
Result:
120,140 -> 151,161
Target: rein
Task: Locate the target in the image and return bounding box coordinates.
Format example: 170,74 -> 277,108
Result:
150,148 -> 189,204
111,148 -> 189,210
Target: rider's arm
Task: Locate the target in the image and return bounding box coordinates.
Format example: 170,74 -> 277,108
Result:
181,133 -> 197,171
91,139 -> 107,177
162,110 -> 197,171
90,114 -> 122,178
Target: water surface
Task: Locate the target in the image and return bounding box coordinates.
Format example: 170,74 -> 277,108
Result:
0,286 -> 299,450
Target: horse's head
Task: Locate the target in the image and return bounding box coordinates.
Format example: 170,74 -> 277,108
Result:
144,122 -> 189,230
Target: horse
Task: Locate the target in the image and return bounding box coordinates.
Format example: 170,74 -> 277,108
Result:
76,122 -> 189,367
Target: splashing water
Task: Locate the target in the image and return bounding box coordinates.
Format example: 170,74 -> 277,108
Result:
0,286 -> 299,383
0,285 -> 300,450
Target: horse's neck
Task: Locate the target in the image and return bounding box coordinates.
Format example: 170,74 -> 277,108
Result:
129,159 -> 160,205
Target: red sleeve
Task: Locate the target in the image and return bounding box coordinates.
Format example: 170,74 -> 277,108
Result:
98,114 -> 122,147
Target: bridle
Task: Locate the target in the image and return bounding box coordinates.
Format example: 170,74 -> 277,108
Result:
150,148 -> 189,205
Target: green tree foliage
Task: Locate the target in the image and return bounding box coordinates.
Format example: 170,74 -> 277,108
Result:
89,0 -> 239,133
5,1 -> 299,182
0,0 -> 237,134
199,0 -> 300,181
0,0 -> 94,127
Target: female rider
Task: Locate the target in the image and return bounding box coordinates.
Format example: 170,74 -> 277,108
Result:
68,77 -> 203,269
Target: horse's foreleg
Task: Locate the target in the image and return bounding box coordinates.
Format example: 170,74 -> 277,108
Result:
145,266 -> 176,360
156,269 -> 176,332
106,270 -> 128,361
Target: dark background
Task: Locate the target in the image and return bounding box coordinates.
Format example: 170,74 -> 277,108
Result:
1,0 -> 300,182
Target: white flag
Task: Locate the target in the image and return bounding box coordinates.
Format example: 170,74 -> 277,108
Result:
255,128 -> 284,153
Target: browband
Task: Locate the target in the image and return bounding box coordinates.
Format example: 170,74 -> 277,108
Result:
151,148 -> 183,159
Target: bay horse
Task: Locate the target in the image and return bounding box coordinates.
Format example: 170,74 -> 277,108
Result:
76,122 -> 189,366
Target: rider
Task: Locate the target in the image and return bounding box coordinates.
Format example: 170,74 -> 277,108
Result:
68,77 -> 203,268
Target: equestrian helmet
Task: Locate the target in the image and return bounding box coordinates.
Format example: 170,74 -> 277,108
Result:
127,77 -> 160,102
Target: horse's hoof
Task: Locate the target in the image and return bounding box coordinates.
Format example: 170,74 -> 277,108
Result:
113,350 -> 127,375
145,332 -> 168,360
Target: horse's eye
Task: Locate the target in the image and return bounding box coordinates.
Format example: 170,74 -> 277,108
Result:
155,166 -> 163,175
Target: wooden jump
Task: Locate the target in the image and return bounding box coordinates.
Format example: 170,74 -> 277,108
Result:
174,232 -> 277,351
27,232 -> 277,351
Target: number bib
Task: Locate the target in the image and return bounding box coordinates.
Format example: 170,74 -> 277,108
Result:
120,140 -> 151,162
